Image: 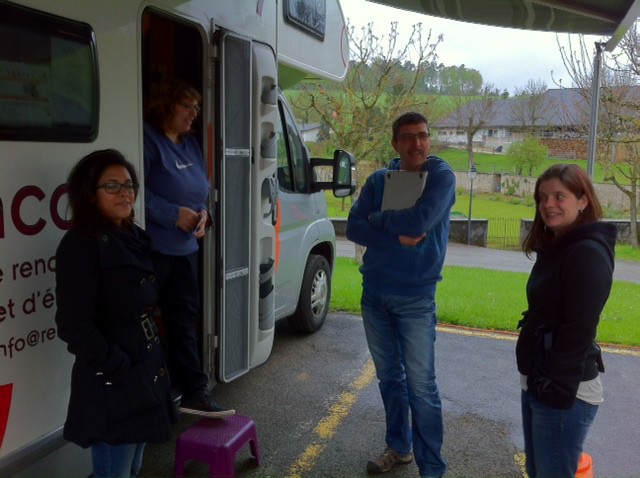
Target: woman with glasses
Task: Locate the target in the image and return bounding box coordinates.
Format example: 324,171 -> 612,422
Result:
55,149 -> 176,478
143,79 -> 232,417
517,164 -> 616,478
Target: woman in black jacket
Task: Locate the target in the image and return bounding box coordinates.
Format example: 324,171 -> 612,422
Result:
55,149 -> 176,478
517,164 -> 616,478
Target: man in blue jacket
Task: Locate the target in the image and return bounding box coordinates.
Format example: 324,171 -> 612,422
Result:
347,112 -> 455,478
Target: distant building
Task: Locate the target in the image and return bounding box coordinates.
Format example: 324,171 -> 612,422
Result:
434,88 -> 592,158
298,122 -> 324,142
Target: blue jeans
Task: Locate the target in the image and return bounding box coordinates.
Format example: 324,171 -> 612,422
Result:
91,442 -> 146,478
521,390 -> 598,478
361,289 -> 446,477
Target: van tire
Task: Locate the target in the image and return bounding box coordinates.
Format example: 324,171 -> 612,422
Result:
288,254 -> 331,333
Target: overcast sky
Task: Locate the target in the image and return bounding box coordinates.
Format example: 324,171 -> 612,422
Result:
341,0 -> 603,94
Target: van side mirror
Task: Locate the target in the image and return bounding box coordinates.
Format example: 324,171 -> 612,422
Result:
332,150 -> 355,198
309,149 -> 356,197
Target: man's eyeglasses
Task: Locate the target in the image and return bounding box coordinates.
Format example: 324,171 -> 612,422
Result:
178,102 -> 201,114
398,132 -> 430,142
97,182 -> 137,194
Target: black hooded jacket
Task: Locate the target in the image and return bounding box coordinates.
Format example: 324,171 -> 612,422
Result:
516,222 -> 616,409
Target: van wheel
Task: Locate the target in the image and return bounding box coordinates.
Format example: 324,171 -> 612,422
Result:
288,254 -> 331,333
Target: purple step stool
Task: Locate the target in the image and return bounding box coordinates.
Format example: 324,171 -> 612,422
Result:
174,414 -> 260,478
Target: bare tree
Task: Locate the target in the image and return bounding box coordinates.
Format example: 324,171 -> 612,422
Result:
558,29 -> 640,247
451,84 -> 499,168
291,20 -> 441,187
510,79 -> 553,134
597,84 -> 640,247
290,22 -> 441,263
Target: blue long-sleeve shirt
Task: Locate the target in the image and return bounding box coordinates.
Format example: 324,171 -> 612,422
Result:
346,157 -> 456,296
143,123 -> 209,255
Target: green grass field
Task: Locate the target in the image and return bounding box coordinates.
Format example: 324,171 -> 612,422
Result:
326,191 -> 534,219
327,150 -> 639,345
435,147 -> 628,183
331,257 -> 640,347
326,148 -> 640,261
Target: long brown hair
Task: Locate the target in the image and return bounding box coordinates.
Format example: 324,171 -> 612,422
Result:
522,164 -> 602,256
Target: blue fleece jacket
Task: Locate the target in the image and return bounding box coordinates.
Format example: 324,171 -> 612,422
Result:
143,123 -> 209,255
346,156 -> 456,296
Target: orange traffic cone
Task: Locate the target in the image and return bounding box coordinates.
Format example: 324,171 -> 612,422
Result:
576,452 -> 594,478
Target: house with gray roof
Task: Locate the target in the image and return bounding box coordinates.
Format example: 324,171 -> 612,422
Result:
434,88 -> 591,154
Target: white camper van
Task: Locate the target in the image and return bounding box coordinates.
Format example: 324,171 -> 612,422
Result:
0,1 -> 353,476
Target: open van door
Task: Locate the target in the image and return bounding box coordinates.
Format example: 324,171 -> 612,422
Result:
212,32 -> 278,383
213,32 -> 252,383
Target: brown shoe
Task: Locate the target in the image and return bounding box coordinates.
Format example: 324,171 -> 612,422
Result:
367,447 -> 413,474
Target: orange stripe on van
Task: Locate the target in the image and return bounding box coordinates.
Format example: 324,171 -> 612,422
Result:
275,198 -> 281,272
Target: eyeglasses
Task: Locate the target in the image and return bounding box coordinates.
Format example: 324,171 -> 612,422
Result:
97,181 -> 137,194
398,132 -> 430,142
178,102 -> 201,114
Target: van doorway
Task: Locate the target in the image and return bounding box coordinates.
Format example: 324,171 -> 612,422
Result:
140,9 -> 212,382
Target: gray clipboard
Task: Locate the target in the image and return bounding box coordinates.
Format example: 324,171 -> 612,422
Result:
381,170 -> 427,211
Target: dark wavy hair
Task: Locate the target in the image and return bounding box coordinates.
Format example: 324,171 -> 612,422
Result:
522,164 -> 602,256
392,112 -> 429,141
144,78 -> 201,134
66,149 -> 139,232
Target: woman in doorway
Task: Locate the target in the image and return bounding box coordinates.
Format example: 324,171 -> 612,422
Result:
55,149 -> 176,478
517,164 -> 616,478
144,79 -> 233,417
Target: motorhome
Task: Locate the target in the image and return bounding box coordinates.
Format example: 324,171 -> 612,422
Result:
0,1 -> 353,476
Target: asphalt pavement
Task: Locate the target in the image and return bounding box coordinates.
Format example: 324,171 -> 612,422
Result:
137,240 -> 639,478
140,313 -> 640,478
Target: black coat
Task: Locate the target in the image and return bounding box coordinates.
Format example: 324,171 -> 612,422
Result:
55,226 -> 176,448
516,222 -> 616,409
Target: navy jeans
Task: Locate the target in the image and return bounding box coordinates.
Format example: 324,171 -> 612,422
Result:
91,442 -> 145,478
153,251 -> 208,396
361,288 -> 447,477
521,390 -> 598,478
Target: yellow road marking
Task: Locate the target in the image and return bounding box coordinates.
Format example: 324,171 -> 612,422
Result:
515,452 -> 528,478
288,320 -> 637,477
438,324 -> 518,342
287,359 -> 376,478
438,324 -> 640,357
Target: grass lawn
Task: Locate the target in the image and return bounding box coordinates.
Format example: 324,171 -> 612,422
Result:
329,190 -> 533,219
326,191 -> 535,219
435,147 -> 627,184
331,257 -> 640,347
328,149 -> 639,327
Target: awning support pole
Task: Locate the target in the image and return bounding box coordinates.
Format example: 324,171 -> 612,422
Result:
587,42 -> 605,179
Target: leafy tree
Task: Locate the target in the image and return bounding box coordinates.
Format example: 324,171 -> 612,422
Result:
508,137 -> 548,176
421,60 -> 443,93
438,65 -> 483,95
